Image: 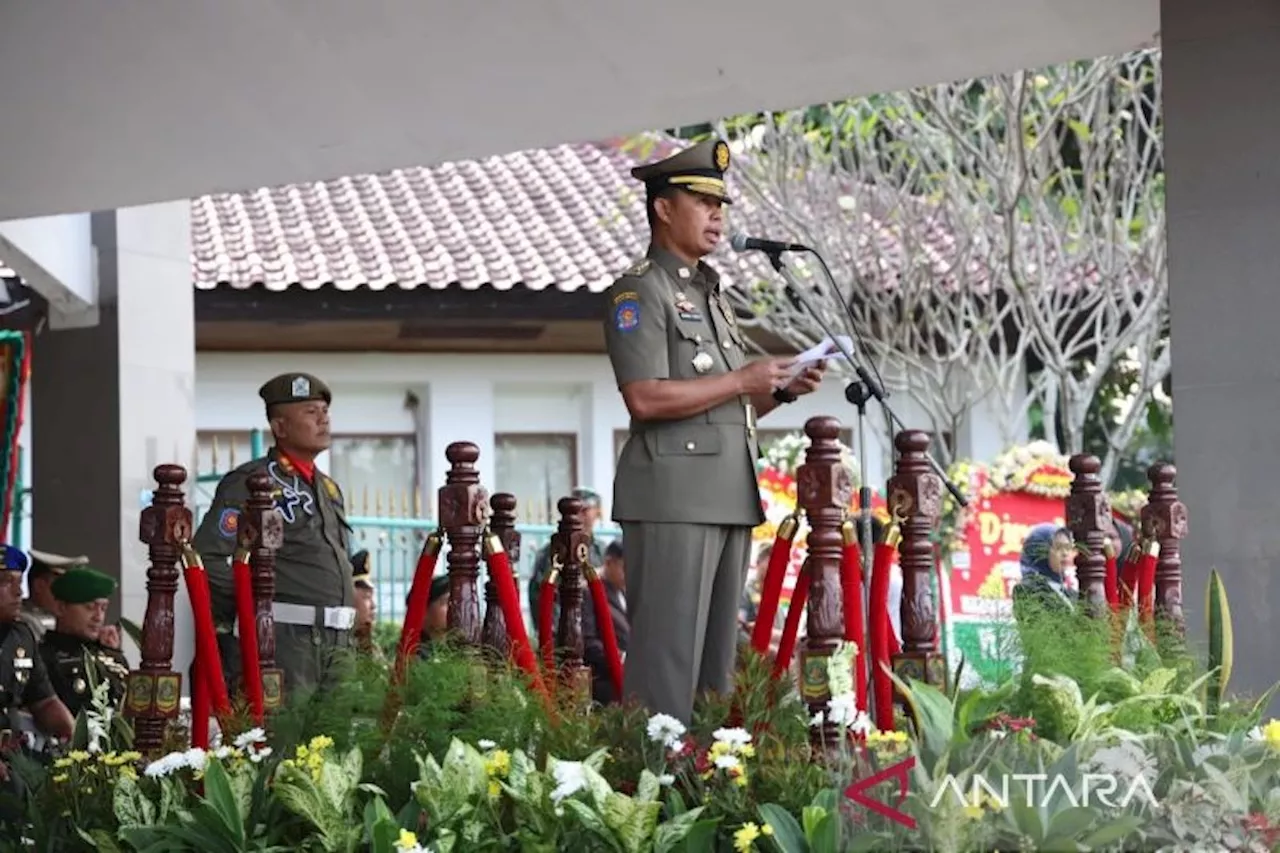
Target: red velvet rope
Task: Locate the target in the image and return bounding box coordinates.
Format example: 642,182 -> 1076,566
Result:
394,532 -> 443,683
538,573 -> 558,672
772,564 -> 809,679
585,571 -> 625,700
1137,550 -> 1158,627
869,538 -> 898,733
480,536 -> 546,694
840,521 -> 867,715
752,515 -> 800,656
231,556 -> 264,723
1119,546 -> 1142,609
1104,554 -> 1120,611
181,547 -> 231,747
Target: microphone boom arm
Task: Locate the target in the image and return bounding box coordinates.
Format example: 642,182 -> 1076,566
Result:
764,250 -> 969,509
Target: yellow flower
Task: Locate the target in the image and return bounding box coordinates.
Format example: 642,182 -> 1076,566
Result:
485,749 -> 511,778
738,744 -> 756,759
119,765 -> 138,781
733,772 -> 748,788
1261,719 -> 1280,750
488,779 -> 501,798
68,750 -> 90,763
762,824 -> 774,836
308,735 -> 334,752
962,803 -> 983,821
395,828 -> 419,850
53,758 -> 73,769
733,822 -> 762,852
51,773 -> 69,784
120,751 -> 143,763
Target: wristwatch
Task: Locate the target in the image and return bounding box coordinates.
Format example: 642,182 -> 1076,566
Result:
772,387 -> 797,404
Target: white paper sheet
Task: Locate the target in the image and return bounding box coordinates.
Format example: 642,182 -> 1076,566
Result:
782,335 -> 853,384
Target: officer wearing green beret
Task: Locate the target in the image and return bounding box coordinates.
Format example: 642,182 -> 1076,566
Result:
38,567 -> 131,718
0,547 -> 73,777
193,372 -> 357,695
604,138 -> 825,722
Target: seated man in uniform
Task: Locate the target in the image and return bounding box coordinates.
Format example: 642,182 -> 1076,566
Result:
351,551 -> 380,658
19,549 -> 89,643
38,567 -> 131,718
0,547 -> 73,785
412,575 -> 452,660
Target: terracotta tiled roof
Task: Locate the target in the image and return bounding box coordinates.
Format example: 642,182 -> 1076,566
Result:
192,136 -> 781,294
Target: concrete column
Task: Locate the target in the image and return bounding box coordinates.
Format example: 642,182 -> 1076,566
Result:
1163,0 -> 1280,709
423,377 -> 495,507
32,200 -> 194,666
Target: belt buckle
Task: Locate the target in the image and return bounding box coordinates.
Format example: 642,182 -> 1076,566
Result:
324,607 -> 355,631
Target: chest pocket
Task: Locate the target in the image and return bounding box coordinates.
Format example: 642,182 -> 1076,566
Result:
671,319 -> 723,379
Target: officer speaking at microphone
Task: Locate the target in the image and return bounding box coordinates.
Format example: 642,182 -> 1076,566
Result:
194,373 -> 357,694
604,138 -> 825,722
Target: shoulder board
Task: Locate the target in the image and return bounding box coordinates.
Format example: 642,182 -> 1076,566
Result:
621,258 -> 652,278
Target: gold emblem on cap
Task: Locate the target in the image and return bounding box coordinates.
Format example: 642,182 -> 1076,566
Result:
714,141 -> 730,171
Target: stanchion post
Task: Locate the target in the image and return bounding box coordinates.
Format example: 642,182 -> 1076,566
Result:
481,492 -> 519,658
1067,454 -> 1110,617
1141,462 -> 1187,639
439,442 -> 487,645
241,472 -> 285,711
126,464 -> 191,753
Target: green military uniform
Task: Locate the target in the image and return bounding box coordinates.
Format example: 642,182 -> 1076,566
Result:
604,138 -> 765,722
0,548 -> 58,757
38,568 -> 130,717
193,372 -> 356,694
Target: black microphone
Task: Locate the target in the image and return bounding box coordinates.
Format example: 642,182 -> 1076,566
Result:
729,232 -> 809,255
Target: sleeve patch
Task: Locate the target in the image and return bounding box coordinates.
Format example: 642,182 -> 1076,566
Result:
613,298 -> 641,332
217,508 -> 240,540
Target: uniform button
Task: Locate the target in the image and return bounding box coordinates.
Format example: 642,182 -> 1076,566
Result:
685,441 -> 696,451
722,340 -> 731,349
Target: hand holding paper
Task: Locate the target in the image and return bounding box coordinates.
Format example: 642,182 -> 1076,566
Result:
782,336 -> 852,386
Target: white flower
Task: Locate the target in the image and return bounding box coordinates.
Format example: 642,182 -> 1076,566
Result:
712,727 -> 752,748
477,739 -> 497,751
713,754 -> 742,772
85,713 -> 108,754
213,745 -> 234,760
550,761 -> 587,803
248,746 -> 273,764
1084,741 -> 1156,786
825,694 -> 859,728
646,713 -> 687,750
184,747 -> 209,772
657,773 -> 675,786
143,751 -> 188,778
810,711 -> 825,728
989,730 -> 1008,740
233,728 -> 266,749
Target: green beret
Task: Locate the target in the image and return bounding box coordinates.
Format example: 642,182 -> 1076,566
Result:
51,567 -> 117,604
259,373 -> 332,409
630,138 -> 733,204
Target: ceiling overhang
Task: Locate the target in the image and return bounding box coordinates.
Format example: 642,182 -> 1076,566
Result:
0,0 -> 1157,222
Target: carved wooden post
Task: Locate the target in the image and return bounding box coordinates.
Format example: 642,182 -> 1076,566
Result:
888,431 -> 947,696
553,495 -> 592,704
1066,454 -> 1110,616
795,417 -> 855,748
481,492 -> 519,658
126,464 -> 191,753
242,472 -> 285,709
438,442 -> 487,645
1141,462 -> 1187,636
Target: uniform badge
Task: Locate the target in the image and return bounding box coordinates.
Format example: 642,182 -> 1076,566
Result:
675,293 -> 703,322
291,375 -> 311,398
14,647 -> 30,669
623,258 -> 651,277
323,477 -> 340,500
614,298 -> 640,333
714,140 -> 731,172
692,352 -> 714,374
218,508 -> 239,540
718,293 -> 739,330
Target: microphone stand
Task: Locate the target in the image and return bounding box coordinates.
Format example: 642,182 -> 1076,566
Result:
764,250 -> 969,531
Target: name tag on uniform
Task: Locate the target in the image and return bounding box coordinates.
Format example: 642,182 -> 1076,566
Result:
13,657 -> 31,670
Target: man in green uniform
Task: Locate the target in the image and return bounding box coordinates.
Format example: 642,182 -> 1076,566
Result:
0,546 -> 73,788
194,372 -> 356,695
19,549 -> 89,642
38,567 -> 131,717
604,138 -> 825,722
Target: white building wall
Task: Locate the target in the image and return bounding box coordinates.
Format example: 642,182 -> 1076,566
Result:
195,351 -> 1009,514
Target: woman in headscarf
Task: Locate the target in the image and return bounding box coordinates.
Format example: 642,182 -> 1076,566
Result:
1012,523 -> 1077,621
